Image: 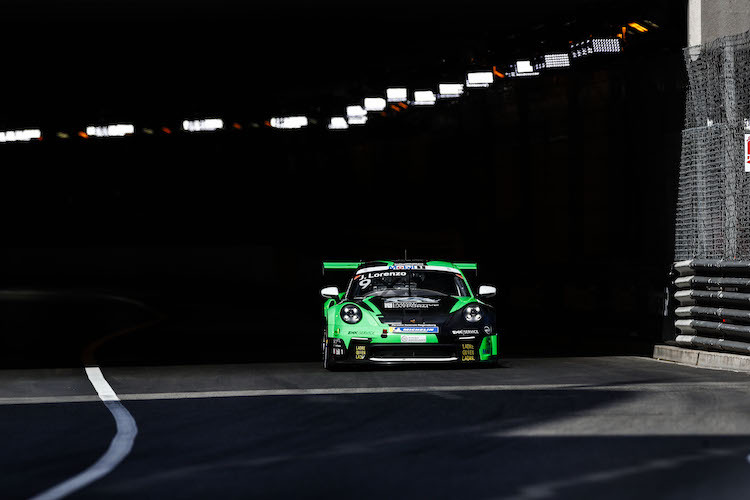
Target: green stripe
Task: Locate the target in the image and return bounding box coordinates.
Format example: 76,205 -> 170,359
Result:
323,262 -> 361,269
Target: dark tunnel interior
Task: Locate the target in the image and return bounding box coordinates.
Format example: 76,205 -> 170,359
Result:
0,0 -> 687,366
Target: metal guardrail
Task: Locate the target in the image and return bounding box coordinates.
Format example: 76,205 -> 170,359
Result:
671,259 -> 750,354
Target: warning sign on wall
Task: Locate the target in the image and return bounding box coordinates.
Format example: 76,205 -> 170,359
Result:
746,134 -> 750,172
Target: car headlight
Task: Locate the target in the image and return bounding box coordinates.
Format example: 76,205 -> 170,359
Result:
464,304 -> 482,322
341,304 -> 362,324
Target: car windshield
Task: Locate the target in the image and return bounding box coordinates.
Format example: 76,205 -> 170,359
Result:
347,270 -> 470,298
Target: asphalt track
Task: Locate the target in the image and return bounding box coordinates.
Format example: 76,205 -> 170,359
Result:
4,354 -> 750,500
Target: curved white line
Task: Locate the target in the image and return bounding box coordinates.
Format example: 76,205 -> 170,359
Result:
29,367 -> 137,500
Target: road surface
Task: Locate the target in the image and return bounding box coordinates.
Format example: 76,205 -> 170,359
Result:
3,355 -> 750,499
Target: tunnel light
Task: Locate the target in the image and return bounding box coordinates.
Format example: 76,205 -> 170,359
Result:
570,40 -> 592,59
182,118 -> 224,132
514,60 -> 539,77
347,115 -> 368,125
328,117 -> 349,130
386,88 -> 408,102
628,22 -> 648,33
413,90 -> 436,106
516,60 -> 533,73
0,129 -> 41,142
466,71 -> 493,88
85,124 -> 134,137
269,116 -> 308,129
347,105 -> 367,118
364,97 -> 386,112
592,38 -> 622,53
571,38 -> 621,59
535,53 -> 571,70
438,83 -> 464,98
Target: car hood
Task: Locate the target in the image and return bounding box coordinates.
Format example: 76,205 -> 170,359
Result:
361,295 -> 461,325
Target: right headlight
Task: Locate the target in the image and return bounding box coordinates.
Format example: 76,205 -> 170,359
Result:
340,304 -> 362,324
464,304 -> 482,322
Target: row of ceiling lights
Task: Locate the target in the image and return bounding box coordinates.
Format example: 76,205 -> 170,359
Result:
0,21 -> 656,143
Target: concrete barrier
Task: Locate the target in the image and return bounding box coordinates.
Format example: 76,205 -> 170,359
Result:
653,344 -> 750,373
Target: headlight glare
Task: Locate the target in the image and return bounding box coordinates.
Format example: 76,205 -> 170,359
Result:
464,305 -> 482,322
341,304 -> 362,324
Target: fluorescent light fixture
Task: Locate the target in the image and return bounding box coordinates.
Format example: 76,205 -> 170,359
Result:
85,124 -> 135,137
386,88 -> 408,102
571,38 -> 621,59
510,60 -> 540,77
516,60 -> 534,73
0,129 -> 41,142
269,116 -> 308,129
328,117 -> 349,130
347,115 -> 368,125
540,53 -> 571,69
466,71 -> 493,88
346,105 -> 367,118
438,83 -> 464,98
592,38 -> 621,53
182,118 -> 224,132
413,90 -> 436,105
364,97 -> 386,112
570,41 -> 592,59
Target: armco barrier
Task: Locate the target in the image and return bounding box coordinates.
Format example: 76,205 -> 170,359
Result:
671,259 -> 750,354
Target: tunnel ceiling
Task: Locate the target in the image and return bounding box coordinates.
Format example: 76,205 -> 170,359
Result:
0,0 -> 682,127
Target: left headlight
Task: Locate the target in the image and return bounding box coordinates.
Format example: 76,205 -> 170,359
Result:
341,304 -> 362,324
464,304 -> 482,322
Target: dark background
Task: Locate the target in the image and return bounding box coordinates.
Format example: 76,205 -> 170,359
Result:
0,0 -> 686,365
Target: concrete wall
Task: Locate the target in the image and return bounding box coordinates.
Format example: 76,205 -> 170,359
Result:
690,0 -> 750,45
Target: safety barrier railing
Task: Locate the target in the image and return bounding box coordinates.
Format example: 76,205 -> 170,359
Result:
671,259 -> 750,354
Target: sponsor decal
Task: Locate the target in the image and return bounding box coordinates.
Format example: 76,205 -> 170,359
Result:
388,263 -> 425,270
355,345 -> 367,360
746,134 -> 750,172
401,334 -> 427,343
362,271 -> 407,279
483,325 -> 492,334
391,326 -> 439,333
460,342 -> 476,362
383,297 -> 440,309
452,329 -> 480,335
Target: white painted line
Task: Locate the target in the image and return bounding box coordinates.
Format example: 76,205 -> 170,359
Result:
85,367 -> 120,401
29,367 -> 137,500
5,380 -> 750,407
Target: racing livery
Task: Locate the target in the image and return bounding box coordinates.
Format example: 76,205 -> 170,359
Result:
320,260 -> 498,369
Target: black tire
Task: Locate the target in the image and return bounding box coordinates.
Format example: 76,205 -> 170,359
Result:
322,339 -> 338,371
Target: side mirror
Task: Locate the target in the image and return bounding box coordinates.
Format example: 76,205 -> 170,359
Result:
321,286 -> 340,299
477,285 -> 496,299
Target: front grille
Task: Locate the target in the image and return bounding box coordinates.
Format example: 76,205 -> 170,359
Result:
368,344 -> 457,359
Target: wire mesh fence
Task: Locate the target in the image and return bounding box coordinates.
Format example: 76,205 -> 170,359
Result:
675,30 -> 750,260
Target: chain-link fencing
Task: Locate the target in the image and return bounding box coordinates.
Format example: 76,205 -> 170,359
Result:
675,30 -> 750,260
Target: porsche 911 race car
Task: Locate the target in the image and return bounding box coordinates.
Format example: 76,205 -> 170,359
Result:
320,260 -> 498,369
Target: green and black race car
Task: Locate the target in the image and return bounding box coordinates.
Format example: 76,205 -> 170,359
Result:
320,260 -> 498,369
